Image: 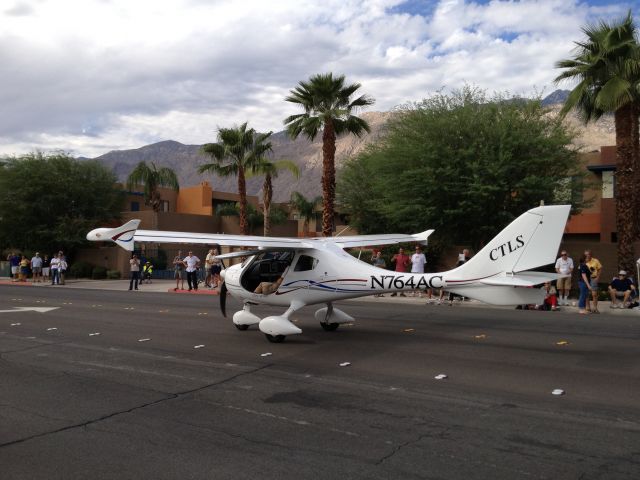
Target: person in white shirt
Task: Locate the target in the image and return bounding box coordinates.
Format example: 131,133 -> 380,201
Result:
50,254 -> 60,285
183,251 -> 201,291
410,246 -> 427,297
129,254 -> 140,290
30,253 -> 43,283
555,251 -> 574,305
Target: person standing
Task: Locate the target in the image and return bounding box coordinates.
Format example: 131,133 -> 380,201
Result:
210,248 -> 222,289
173,250 -> 185,291
577,255 -> 593,314
205,249 -> 215,288
183,251 -> 201,291
371,251 -> 386,297
390,247 -> 410,297
58,255 -> 68,285
42,254 -> 50,283
410,246 -> 427,297
19,255 -> 29,282
7,253 -> 20,281
50,253 -> 60,285
30,252 -> 43,283
129,254 -> 140,290
555,251 -> 574,305
585,250 -> 602,313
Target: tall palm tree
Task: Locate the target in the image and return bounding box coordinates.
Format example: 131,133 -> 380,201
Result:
249,158 -> 300,236
284,73 -> 374,237
199,123 -> 270,235
555,11 -> 640,273
290,191 -> 321,236
126,161 -> 180,213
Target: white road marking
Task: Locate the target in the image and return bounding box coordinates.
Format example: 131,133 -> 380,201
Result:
0,307 -> 60,314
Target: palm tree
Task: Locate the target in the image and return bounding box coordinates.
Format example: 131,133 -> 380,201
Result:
249,158 -> 300,236
284,73 -> 374,237
555,11 -> 640,273
199,123 -> 270,235
290,191 -> 321,236
126,161 -> 180,212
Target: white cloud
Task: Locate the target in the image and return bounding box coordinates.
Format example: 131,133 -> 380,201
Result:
0,0 -> 637,157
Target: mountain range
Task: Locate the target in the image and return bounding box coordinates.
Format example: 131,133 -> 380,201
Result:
91,90 -> 615,203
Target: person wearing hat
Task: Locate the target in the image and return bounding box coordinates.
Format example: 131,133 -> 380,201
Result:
608,270 -> 636,308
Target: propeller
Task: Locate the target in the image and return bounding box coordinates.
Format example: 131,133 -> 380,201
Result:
219,280 -> 227,318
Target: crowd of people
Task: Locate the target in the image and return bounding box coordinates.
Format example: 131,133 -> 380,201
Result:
369,246 -> 638,312
5,251 -> 68,285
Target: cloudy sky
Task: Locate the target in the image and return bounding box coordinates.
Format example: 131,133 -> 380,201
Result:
1,0 -> 638,158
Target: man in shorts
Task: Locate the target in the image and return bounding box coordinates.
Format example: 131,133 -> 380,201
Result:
30,252 -> 43,283
7,253 -> 19,281
608,270 -> 636,308
173,250 -> 185,291
554,251 -> 574,305
584,250 -> 602,313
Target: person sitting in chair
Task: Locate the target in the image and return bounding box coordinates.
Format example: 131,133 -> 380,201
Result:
254,267 -> 289,295
608,270 -> 636,308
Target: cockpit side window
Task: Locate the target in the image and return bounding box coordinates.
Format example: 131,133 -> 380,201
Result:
294,255 -> 318,272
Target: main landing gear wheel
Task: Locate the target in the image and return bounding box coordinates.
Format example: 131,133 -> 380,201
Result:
265,334 -> 286,343
235,324 -> 249,331
320,322 -> 340,331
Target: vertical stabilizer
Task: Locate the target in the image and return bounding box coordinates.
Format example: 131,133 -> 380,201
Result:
447,205 -> 570,283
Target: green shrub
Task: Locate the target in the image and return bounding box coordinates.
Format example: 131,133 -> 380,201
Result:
106,270 -> 121,279
91,266 -> 107,279
69,261 -> 93,278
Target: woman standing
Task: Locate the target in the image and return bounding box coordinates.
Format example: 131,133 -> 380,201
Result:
577,256 -> 593,315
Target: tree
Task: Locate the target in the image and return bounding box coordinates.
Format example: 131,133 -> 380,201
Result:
0,152 -> 123,254
338,87 -> 585,251
216,202 -> 288,233
555,12 -> 640,273
249,158 -> 299,236
284,72 -> 374,237
199,123 -> 270,235
290,191 -> 321,236
126,161 -> 180,212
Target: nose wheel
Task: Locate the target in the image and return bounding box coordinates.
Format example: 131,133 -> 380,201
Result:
265,334 -> 286,343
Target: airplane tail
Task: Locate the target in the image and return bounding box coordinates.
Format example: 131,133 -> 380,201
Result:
444,205 -> 571,305
86,219 -> 140,251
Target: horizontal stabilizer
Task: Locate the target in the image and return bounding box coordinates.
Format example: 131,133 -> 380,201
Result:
447,285 -> 545,306
480,272 -> 567,287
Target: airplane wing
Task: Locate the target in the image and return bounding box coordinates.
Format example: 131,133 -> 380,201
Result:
134,229 -> 311,249
87,220 -> 434,252
329,230 -> 434,248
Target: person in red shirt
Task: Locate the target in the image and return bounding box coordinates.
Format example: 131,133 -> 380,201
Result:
390,247 -> 410,297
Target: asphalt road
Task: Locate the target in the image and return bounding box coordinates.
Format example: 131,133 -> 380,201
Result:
1,284 -> 639,479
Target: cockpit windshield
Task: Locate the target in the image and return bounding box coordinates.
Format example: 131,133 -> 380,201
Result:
240,251 -> 294,293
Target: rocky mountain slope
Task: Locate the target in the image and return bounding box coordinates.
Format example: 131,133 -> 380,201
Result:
92,92 -> 614,203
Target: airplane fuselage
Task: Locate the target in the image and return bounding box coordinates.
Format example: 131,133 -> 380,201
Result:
224,243 -> 458,308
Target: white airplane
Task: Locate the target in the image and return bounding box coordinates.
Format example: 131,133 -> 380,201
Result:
87,204 -> 570,343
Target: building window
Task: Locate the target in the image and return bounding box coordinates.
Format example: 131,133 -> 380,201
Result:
161,200 -> 170,212
602,171 -> 614,199
131,201 -> 140,212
